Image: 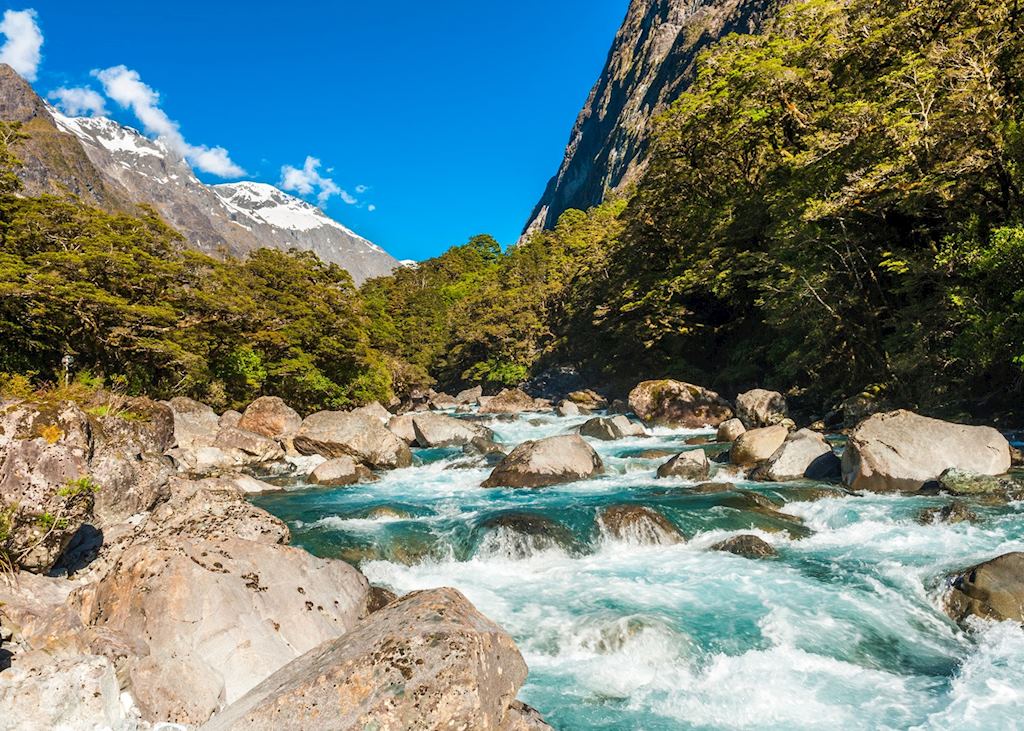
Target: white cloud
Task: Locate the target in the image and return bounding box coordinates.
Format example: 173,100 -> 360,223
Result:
0,9 -> 43,82
93,64 -> 245,177
355,184 -> 368,194
48,86 -> 107,116
368,204 -> 377,212
280,156 -> 357,206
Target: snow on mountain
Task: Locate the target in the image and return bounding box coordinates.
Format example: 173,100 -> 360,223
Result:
46,106 -> 398,283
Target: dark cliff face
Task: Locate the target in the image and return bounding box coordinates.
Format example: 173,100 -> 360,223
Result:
524,0 -> 775,235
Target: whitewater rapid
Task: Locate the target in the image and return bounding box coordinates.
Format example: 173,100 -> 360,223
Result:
253,411 -> 1024,730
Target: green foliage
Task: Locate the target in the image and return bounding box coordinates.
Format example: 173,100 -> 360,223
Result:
58,476 -> 101,498
0,130 -> 393,412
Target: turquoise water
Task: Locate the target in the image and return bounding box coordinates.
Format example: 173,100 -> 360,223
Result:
253,412 -> 1024,730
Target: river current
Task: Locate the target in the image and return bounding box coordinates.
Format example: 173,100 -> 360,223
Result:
253,410 -> 1024,731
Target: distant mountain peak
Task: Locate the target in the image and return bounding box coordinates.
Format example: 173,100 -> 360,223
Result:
0,66 -> 400,283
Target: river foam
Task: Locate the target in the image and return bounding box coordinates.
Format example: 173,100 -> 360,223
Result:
252,410 -> 1024,730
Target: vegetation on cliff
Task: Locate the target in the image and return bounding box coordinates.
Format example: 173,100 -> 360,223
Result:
0,122 -> 390,412
366,0 -> 1024,420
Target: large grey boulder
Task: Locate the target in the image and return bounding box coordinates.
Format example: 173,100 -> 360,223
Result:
482,435 -> 604,488
716,418 -> 746,443
309,456 -> 370,487
579,415 -> 645,441
294,411 -> 412,469
656,450 -> 710,480
386,413 -> 417,445
351,401 -> 392,424
454,385 -> 484,405
730,425 -> 789,468
0,654 -> 134,731
202,588 -> 533,731
735,389 -> 788,428
628,380 -> 733,428
556,400 -> 581,417
74,535 -> 370,725
842,410 -> 1011,492
711,534 -> 777,559
214,427 -> 285,463
167,397 -> 221,450
237,396 -> 302,439
760,429 -> 840,482
412,412 -> 495,448
945,552 -> 1024,625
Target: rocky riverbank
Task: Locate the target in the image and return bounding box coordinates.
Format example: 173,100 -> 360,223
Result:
2,379 -> 1022,729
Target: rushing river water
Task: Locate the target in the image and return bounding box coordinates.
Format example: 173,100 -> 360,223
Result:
253,411 -> 1024,731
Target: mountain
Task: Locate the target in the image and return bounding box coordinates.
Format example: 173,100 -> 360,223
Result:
523,0 -> 775,235
0,65 -> 399,284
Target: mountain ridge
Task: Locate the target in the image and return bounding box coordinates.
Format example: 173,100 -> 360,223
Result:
0,64 -> 399,284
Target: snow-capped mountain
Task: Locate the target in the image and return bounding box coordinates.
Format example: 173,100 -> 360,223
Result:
0,65 -> 398,284
50,110 -> 398,283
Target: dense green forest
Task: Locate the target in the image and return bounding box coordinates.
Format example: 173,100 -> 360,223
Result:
366,0 -> 1024,420
0,122 -> 391,412
2,0 -> 1022,421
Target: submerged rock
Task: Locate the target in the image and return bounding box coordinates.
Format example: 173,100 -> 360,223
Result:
759,429 -> 840,482
412,412 -> 495,447
730,425 -> 788,468
937,468 -> 1008,496
202,588 -> 532,731
841,410 -> 1011,492
598,504 -> 684,545
482,434 -> 604,488
917,501 -> 978,525
294,411 -> 412,469
476,512 -> 575,558
656,450 -> 710,480
628,380 -> 733,428
711,534 -> 777,559
237,396 -> 302,439
579,415 -> 645,441
735,389 -> 788,428
945,552 -> 1024,625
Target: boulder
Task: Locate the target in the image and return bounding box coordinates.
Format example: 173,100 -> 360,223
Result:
386,413 -> 417,445
309,456 -> 370,487
214,427 -> 285,463
716,418 -> 746,443
482,435 -> 604,488
556,400 -> 581,417
463,436 -> 507,458
454,385 -> 484,405
598,505 -> 684,545
730,425 -> 789,468
627,380 -> 733,428
607,399 -> 630,415
238,396 -> 302,439
412,412 -> 495,448
735,389 -> 788,428
479,388 -> 545,414
945,552 -> 1024,624
937,468 -> 1008,495
917,502 -> 978,525
202,588 -> 530,731
294,411 -> 412,470
567,389 -> 607,410
759,429 -> 840,482
0,400 -> 96,572
0,654 -> 134,731
656,450 -> 710,480
167,397 -> 221,450
711,534 -> 778,559
428,392 -> 459,410
219,410 -> 243,430
74,536 -> 370,725
841,411 -> 1011,492
475,512 -> 575,558
579,415 -> 645,441
351,401 -> 392,424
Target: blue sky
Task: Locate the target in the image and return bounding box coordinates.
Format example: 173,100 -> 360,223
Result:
8,1 -> 627,261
